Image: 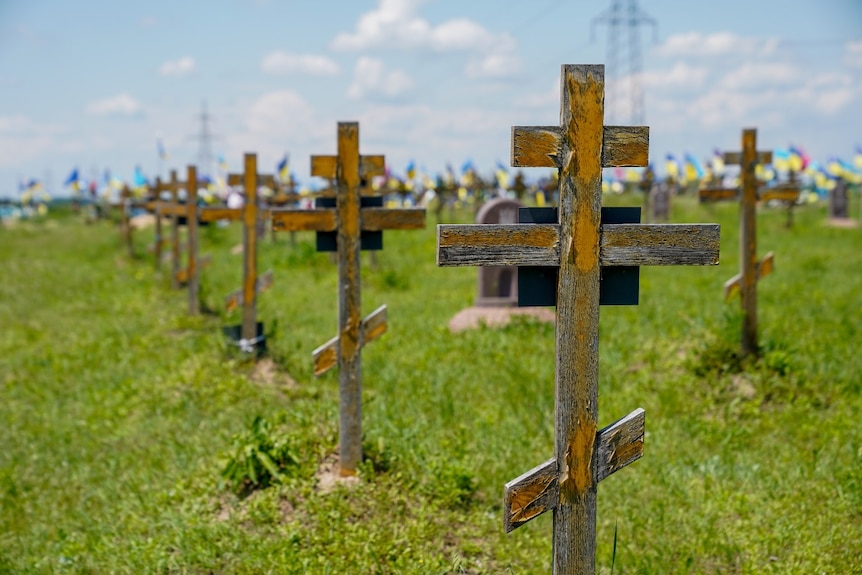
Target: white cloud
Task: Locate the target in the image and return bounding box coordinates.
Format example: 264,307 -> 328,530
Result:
261,51 -> 340,76
331,0 -> 520,79
643,62 -> 709,89
516,77 -> 559,109
466,52 -> 523,80
158,57 -> 195,77
0,115 -> 77,169
245,90 -> 317,135
332,0 -> 513,53
722,62 -> 798,90
85,93 -> 142,116
347,57 -> 413,100
656,31 -> 778,58
844,39 -> 862,68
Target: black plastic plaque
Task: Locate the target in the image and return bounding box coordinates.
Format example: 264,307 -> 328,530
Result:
518,206 -> 641,307
315,196 -> 383,251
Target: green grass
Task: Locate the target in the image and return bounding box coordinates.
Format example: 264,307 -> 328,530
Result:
1,195 -> 860,574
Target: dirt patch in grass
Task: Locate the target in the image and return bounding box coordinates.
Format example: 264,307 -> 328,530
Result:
315,452 -> 360,494
448,306 -> 554,332
250,358 -> 299,391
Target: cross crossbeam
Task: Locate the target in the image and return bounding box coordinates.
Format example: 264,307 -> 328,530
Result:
437,64 -> 720,575
270,122 -> 425,476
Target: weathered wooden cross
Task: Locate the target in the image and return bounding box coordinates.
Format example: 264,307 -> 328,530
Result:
118,185 -> 135,258
270,122 -> 426,476
437,65 -> 720,575
154,170 -> 184,288
198,153 -> 276,354
157,166 -> 210,314
760,167 -> 801,228
721,128 -> 777,357
143,178 -> 167,269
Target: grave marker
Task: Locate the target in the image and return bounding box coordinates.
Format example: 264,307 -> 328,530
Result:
199,153 -> 276,355
158,166 -> 209,314
722,129 -> 775,357
145,177 -> 168,268
154,170 -> 184,289
270,122 -> 426,476
829,176 -> 850,220
651,182 -> 671,222
475,198 -> 523,306
760,169 -> 800,228
119,185 -> 135,258
437,64 -> 720,575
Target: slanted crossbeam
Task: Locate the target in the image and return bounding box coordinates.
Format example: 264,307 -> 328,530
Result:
723,128 -> 775,356
199,153 -> 275,354
437,65 -> 720,575
270,122 -> 425,476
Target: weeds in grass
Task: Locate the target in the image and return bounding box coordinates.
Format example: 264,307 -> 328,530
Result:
221,416 -> 300,496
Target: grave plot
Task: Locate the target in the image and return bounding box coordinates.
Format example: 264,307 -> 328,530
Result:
270,122 -> 426,476
438,64 -> 720,575
197,153 -> 276,356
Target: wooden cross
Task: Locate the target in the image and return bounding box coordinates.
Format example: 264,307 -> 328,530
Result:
118,185 -> 135,258
270,122 -> 425,476
143,177 -> 166,269
722,128 -> 775,357
153,170 -> 184,288
437,65 -> 720,575
760,169 -> 801,228
198,153 -> 276,354
157,166 -> 209,314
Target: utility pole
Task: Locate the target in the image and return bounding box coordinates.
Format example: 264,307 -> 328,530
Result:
591,0 -> 657,125
189,101 -> 219,180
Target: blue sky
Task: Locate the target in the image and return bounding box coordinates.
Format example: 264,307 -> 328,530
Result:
1,0 -> 860,196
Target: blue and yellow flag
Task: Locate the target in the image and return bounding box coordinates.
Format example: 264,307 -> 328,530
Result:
277,154 -> 289,182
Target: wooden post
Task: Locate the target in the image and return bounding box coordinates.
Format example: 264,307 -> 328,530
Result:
722,129 -> 774,357
168,170 -> 181,289
270,122 -> 426,476
200,154 -> 277,355
186,165 -> 200,315
151,177 -> 164,270
437,64 -> 720,574
120,186 -> 135,258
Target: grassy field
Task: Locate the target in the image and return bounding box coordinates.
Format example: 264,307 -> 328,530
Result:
1,193 -> 860,574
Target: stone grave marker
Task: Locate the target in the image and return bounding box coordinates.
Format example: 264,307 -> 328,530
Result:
475,198 -> 523,306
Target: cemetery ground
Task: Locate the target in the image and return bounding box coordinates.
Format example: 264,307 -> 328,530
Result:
1,194 -> 860,574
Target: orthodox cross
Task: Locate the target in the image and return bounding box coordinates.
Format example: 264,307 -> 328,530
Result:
158,166 -> 209,314
270,122 -> 425,476
437,65 -> 720,575
722,128 -> 776,357
199,153 -> 276,354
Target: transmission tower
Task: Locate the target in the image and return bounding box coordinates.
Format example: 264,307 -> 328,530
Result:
189,100 -> 219,178
591,0 -> 657,125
